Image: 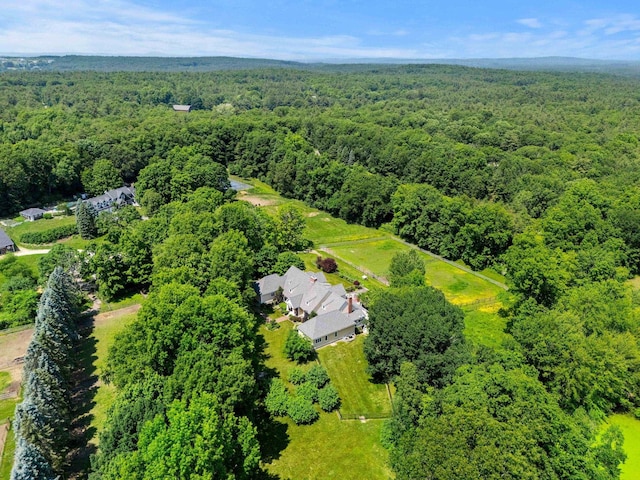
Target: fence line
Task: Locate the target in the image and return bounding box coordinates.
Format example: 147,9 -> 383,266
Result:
337,411 -> 392,421
456,296 -> 500,307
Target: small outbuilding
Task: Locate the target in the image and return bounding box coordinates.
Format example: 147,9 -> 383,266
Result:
172,104 -> 192,112
20,208 -> 46,222
0,228 -> 15,255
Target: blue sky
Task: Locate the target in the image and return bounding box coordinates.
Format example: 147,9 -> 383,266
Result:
2,0 -> 640,59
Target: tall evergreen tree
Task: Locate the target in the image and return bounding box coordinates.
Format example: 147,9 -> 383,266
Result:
12,400 -> 65,470
11,266 -> 78,476
10,438 -> 56,480
76,200 -> 97,239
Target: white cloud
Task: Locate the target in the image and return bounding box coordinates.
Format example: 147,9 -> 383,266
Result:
2,1 -> 640,60
517,18 -> 542,29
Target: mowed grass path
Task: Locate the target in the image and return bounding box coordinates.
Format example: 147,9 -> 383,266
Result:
260,322 -> 391,480
88,312 -> 137,440
318,336 -> 391,417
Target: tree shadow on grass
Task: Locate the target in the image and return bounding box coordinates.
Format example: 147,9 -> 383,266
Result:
66,312 -> 99,479
254,328 -> 290,467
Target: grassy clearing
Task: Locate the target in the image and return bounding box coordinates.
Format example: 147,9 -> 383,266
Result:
0,398 -> 18,425
99,293 -> 145,313
6,216 -> 76,245
463,303 -> 510,350
265,413 -> 391,480
305,212 -> 383,245
0,373 -> 9,392
328,239 -> 406,278
299,252 -> 385,293
88,313 -> 137,440
318,336 -> 391,417
259,321 -> 391,479
606,414 -> 640,480
0,428 -> 15,480
6,216 -> 76,236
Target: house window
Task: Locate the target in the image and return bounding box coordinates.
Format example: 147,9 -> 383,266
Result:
325,336 -> 328,341
315,338 -> 321,344
335,332 -> 338,337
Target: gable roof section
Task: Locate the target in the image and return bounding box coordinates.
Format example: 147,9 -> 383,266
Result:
20,208 -> 46,216
0,228 -> 14,249
87,186 -> 136,208
298,310 -> 355,340
257,273 -> 282,296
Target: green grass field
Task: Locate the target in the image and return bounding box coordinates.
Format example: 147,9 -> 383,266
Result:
98,293 -> 145,313
265,413 -> 391,480
299,252 -> 385,293
0,429 -> 15,480
260,321 -> 391,479
6,216 -> 76,243
0,373 -> 19,479
607,414 -> 640,480
463,303 -> 510,349
318,336 -> 391,417
88,312 -> 137,440
0,373 -> 9,395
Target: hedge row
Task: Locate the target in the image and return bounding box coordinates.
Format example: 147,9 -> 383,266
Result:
20,224 -> 77,244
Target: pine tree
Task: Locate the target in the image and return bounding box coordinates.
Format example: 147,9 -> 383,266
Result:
10,437 -> 56,480
76,200 -> 97,239
24,368 -> 70,425
11,266 -> 78,474
12,400 -> 61,469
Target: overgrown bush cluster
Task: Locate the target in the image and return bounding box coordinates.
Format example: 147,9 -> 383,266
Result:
265,365 -> 340,425
19,224 -> 77,244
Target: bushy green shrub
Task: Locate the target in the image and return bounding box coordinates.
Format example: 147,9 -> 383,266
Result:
287,395 -> 319,425
20,224 -> 77,244
288,367 -> 306,385
265,378 -> 289,417
318,384 -> 340,412
297,382 -> 319,403
305,364 -> 329,388
284,329 -> 315,363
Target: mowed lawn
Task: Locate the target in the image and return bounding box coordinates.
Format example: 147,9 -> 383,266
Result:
606,414 -> 640,480
318,336 -> 391,417
6,216 -> 76,244
88,312 -> 137,441
260,321 -> 392,480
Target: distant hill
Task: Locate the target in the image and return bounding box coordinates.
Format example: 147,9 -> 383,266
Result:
2,55 -> 640,76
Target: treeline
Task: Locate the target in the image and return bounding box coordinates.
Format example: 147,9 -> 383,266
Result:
364,251 -> 628,479
84,164 -> 310,477
11,267 -> 79,479
3,66 -> 640,274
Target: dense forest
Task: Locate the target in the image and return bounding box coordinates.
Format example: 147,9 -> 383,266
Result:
2,62 -> 640,478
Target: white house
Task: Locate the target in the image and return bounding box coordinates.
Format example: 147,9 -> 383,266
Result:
256,266 -> 367,348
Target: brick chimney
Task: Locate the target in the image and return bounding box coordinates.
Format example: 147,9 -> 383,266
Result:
347,296 -> 353,314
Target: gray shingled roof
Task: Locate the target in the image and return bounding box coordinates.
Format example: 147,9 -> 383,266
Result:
87,186 -> 136,209
0,228 -> 14,249
298,310 -> 355,340
257,273 -> 282,297
20,208 -> 46,216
